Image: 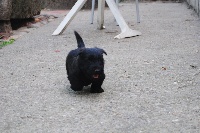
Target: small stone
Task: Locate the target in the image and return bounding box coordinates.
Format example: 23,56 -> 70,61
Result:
174,82 -> 178,85
172,119 -> 179,122
48,19 -> 54,22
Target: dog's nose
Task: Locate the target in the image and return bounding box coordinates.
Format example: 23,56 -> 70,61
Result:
95,69 -> 101,74
95,69 -> 100,72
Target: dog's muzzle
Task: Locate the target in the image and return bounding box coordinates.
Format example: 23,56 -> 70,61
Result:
93,69 -> 101,79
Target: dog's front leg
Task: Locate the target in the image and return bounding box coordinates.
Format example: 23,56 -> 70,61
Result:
71,84 -> 83,91
68,76 -> 84,91
90,81 -> 104,93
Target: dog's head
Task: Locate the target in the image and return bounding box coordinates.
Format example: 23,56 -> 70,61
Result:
78,47 -> 107,80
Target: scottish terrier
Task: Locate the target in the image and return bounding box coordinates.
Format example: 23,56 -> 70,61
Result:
66,31 -> 107,93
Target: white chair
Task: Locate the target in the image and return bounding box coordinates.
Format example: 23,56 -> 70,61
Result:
90,0 -> 140,24
52,0 -> 141,39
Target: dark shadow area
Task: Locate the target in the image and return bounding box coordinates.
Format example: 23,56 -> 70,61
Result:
10,18 -> 34,30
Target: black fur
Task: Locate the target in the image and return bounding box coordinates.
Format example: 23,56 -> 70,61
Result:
66,31 -> 107,93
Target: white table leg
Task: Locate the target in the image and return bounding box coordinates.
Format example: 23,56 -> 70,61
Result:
90,0 -> 95,24
97,0 -> 106,29
136,0 -> 140,23
106,0 -> 141,39
52,0 -> 88,35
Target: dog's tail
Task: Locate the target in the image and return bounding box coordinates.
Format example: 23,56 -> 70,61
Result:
74,31 -> 85,48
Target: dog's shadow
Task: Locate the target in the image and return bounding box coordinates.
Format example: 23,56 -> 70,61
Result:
64,85 -> 97,95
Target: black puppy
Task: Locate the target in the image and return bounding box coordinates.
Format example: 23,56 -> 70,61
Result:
66,31 -> 107,93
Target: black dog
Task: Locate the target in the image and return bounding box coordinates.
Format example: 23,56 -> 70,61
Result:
66,31 -> 107,93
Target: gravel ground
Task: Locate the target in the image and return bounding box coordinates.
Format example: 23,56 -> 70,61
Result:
0,1 -> 200,133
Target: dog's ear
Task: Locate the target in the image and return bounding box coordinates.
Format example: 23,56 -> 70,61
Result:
99,48 -> 107,55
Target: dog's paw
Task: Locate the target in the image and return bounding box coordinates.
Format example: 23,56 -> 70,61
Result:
71,86 -> 83,91
90,88 -> 104,93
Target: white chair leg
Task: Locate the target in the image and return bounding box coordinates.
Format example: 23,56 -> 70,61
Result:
135,0 -> 140,23
52,0 -> 88,35
105,0 -> 141,39
116,0 -> 119,7
115,0 -> 119,25
97,0 -> 106,29
90,0 -> 95,24
116,0 -> 140,23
